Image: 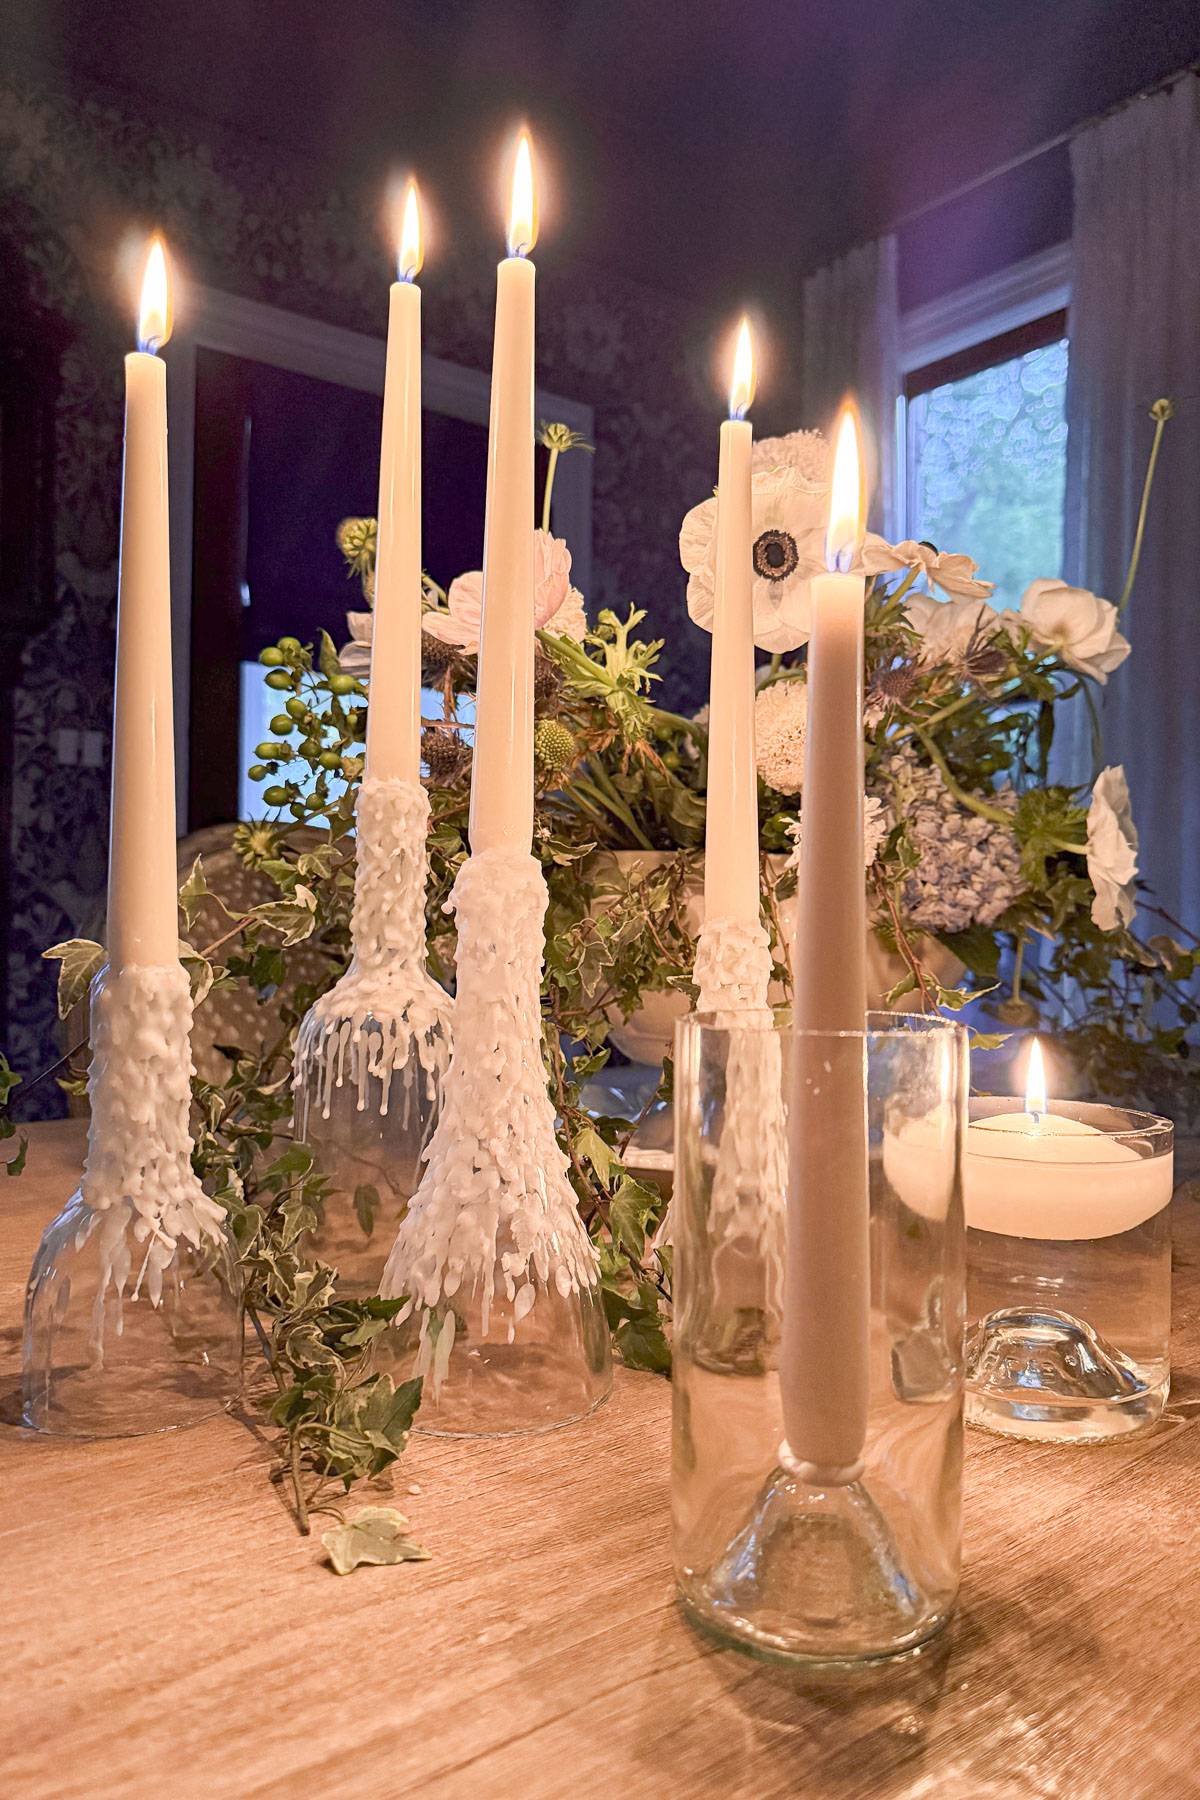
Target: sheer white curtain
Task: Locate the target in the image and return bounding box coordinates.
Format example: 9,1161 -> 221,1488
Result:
1064,75 -> 1200,932
800,236 -> 899,528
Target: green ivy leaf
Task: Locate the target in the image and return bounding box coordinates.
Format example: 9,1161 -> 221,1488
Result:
178,855 -> 210,930
42,938 -> 105,1019
354,1184 -> 379,1239
614,1314 -> 672,1374
322,1507 -> 431,1576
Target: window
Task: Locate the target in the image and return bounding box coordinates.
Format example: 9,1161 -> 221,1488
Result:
895,245 -> 1071,609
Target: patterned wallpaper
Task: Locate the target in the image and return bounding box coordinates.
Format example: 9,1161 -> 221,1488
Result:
0,77 -> 734,1096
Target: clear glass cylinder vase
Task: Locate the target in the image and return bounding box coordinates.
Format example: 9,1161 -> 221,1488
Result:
672,1011 -> 967,1664
965,1099 -> 1173,1443
23,1189 -> 243,1437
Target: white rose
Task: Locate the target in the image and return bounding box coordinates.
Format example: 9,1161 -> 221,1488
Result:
1019,578 -> 1130,683
1086,765 -> 1139,930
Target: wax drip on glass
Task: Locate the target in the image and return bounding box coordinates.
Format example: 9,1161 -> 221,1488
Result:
379,132 -> 609,1433
380,851 -> 602,1385
292,778 -> 451,1130
23,237 -> 241,1436
292,175 -> 451,1284
675,318 -> 786,1293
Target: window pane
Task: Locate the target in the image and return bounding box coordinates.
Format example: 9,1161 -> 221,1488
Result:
906,339 -> 1068,606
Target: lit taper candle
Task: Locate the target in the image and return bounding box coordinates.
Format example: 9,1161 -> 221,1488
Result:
365,179 -> 424,783
704,318 -> 760,926
781,403 -> 871,1485
107,236 -> 180,972
468,129 -> 538,854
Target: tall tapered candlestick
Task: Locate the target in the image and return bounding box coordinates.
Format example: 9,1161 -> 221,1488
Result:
782,404 -> 871,1485
365,178 -> 424,783
704,318 -> 759,926
469,129 -> 537,854
107,236 -> 179,973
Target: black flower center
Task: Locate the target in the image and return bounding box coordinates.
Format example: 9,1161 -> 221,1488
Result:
752,528 -> 799,582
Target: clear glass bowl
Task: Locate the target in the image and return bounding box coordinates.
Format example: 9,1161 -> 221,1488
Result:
964,1098 -> 1173,1443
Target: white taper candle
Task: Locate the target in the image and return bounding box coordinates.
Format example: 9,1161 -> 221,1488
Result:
365,180 -> 424,783
781,404 -> 871,1485
469,131 -> 537,855
704,319 -> 759,926
107,237 -> 180,973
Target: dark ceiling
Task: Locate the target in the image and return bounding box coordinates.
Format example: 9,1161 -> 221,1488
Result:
7,1 -> 1200,312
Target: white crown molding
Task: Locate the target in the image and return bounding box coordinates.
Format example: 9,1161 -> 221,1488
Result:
898,242 -> 1072,376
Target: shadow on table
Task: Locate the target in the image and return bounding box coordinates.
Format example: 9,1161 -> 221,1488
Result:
627,1566 -> 1103,1798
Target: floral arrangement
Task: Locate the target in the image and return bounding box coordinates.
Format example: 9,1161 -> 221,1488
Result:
13,404 -> 1196,1539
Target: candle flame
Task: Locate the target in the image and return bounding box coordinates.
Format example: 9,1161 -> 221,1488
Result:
137,235 -> 173,354
729,317 -> 756,420
398,178 -> 423,280
1025,1038 -> 1047,1121
825,402 -> 863,572
507,129 -> 538,257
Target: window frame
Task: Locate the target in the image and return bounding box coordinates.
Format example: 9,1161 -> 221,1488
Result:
892,243 -> 1071,543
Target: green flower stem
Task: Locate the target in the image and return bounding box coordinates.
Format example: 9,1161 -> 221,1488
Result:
571,769 -> 655,849
541,446 -> 560,532
913,726 -> 1012,826
1118,399 -> 1173,614
1011,930 -> 1026,1002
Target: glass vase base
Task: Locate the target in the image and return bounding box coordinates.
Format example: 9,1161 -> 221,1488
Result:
677,1463 -> 953,1665
965,1306 -> 1168,1443
23,1193 -> 243,1440
381,1280 -> 613,1439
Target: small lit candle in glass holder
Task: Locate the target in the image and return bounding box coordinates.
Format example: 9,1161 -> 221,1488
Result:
964,1039 -> 1174,1444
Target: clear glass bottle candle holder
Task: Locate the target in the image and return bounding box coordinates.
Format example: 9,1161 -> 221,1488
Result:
672,1012 -> 967,1665
23,1190 -> 243,1437
965,1099 -> 1173,1444
292,1011 -> 449,1296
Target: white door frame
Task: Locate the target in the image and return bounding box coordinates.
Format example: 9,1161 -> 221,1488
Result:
164,285 -> 594,818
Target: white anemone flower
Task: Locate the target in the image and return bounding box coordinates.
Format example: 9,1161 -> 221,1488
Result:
904,593 -> 1004,664
862,534 -> 994,600
1087,765 -> 1139,930
680,468 -> 826,653
338,611 -> 373,681
1018,578 -> 1131,683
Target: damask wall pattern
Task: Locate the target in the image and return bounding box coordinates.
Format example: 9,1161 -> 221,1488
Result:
0,76 -> 724,1096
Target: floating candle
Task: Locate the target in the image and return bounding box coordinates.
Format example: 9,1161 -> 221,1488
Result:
964,1041 -> 1171,1240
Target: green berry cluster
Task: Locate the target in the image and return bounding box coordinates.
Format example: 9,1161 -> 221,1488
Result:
247,633 -> 366,821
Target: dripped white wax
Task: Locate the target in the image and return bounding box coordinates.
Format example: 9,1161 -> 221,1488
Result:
380,848 -> 599,1392
293,776 -> 452,1128
81,962 -> 225,1327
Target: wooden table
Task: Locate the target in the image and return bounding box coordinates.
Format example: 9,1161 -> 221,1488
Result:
2,1121 -> 1199,1799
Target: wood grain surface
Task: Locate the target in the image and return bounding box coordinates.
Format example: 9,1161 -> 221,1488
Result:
2,1120 -> 1198,1800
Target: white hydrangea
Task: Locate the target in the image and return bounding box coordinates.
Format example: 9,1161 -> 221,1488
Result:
754,679 -> 808,793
